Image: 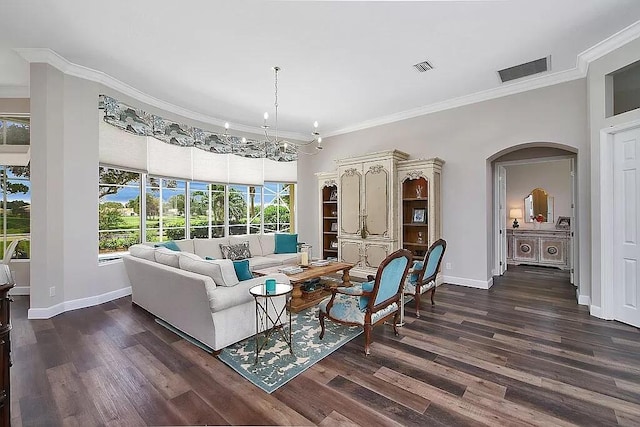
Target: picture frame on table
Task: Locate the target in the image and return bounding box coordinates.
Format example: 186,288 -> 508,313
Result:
555,216 -> 570,229
412,208 -> 427,224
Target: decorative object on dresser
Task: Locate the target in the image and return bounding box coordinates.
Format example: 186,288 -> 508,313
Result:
506,228 -> 570,269
556,215 -> 571,229
510,208 -> 522,228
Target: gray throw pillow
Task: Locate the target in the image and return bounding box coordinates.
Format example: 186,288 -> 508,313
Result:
220,241 -> 251,260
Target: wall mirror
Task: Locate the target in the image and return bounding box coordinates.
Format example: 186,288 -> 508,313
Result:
524,188 -> 554,223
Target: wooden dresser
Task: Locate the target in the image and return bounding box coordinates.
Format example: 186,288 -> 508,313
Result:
507,228 -> 570,270
0,283 -> 13,426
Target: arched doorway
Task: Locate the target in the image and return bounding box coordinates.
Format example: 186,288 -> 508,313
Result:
489,143 -> 578,288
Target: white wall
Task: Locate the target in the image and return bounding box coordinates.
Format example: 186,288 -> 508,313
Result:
588,37 -> 640,312
298,79 -> 588,289
505,159 -> 572,229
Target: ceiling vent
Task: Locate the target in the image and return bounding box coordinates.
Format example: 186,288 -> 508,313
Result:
498,57 -> 549,83
413,60 -> 434,73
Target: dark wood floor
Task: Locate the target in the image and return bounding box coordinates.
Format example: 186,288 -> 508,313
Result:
10,265 -> 640,426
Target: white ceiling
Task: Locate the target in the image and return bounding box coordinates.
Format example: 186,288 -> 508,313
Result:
1,1 -> 640,138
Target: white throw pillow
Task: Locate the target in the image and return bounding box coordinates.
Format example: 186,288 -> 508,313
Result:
179,256 -> 239,287
260,234 -> 276,255
129,244 -> 157,261
154,247 -> 181,268
230,234 -> 262,257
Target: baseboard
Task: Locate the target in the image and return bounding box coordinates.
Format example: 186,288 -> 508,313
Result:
577,294 -> 591,306
28,286 -> 132,319
590,304 -> 605,319
442,275 -> 493,289
9,286 -> 30,295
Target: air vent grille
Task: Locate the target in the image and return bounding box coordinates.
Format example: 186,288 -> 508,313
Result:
413,60 -> 434,73
498,57 -> 549,83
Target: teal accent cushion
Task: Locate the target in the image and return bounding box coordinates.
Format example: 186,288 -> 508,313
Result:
274,233 -> 298,254
205,256 -> 215,260
359,280 -> 375,311
154,240 -> 181,251
233,259 -> 253,281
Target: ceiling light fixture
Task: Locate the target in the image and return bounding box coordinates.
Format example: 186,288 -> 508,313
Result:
223,66 -> 322,161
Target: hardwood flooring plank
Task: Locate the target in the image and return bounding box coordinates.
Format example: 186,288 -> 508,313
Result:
318,410 -> 360,427
170,390 -> 229,426
46,362 -> 103,426
122,344 -> 191,400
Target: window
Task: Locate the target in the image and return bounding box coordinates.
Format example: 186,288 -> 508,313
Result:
98,167 -> 142,256
189,182 -> 226,238
146,177 -> 187,242
97,166 -> 295,256
607,59 -> 640,117
0,116 -> 30,145
263,183 -> 292,233
0,166 -> 30,259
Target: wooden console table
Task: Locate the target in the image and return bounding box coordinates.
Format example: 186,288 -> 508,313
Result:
507,228 -> 570,269
253,262 -> 354,312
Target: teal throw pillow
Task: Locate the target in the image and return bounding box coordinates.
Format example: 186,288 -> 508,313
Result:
205,256 -> 215,260
154,240 -> 181,251
233,259 -> 253,281
358,280 -> 375,311
274,233 -> 298,254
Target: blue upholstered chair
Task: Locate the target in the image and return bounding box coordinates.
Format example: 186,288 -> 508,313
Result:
405,239 -> 447,317
319,249 -> 412,355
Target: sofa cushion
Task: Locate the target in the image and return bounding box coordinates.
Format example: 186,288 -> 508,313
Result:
179,256 -> 239,287
154,240 -> 181,251
155,247 -> 181,268
208,274 -> 290,312
129,244 -> 157,261
233,259 -> 254,281
230,234 -> 263,257
220,241 -> 251,260
275,233 -> 298,254
174,239 -> 195,253
259,234 -> 276,255
193,237 -> 228,259
178,251 -> 202,264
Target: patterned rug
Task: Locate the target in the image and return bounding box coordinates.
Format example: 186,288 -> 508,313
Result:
218,305 -> 362,393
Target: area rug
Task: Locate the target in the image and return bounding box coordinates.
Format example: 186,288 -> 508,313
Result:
218,305 -> 362,393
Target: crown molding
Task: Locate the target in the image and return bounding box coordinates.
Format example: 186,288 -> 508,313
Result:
13,48 -> 308,141
325,67 -> 585,137
0,85 -> 29,98
577,20 -> 640,73
326,19 -> 640,138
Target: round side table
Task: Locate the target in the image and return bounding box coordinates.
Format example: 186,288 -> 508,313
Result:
249,283 -> 294,363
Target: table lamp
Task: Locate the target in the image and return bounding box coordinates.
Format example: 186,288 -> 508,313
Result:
509,208 -> 522,228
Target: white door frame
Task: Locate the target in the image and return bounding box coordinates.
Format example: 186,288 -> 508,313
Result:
598,119 -> 640,320
493,154 -> 576,278
493,165 -> 507,276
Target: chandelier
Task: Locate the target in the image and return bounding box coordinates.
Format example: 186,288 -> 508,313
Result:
222,66 -> 322,160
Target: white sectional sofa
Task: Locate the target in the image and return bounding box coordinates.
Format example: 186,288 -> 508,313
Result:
123,234 -> 298,352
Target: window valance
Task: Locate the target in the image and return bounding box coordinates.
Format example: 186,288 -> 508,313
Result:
98,95 -> 297,184
98,94 -> 296,162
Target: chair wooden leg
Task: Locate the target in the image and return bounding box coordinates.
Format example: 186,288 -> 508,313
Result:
393,312 -> 400,336
430,285 -> 436,305
319,312 -> 326,340
414,289 -> 421,318
364,324 -> 372,355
